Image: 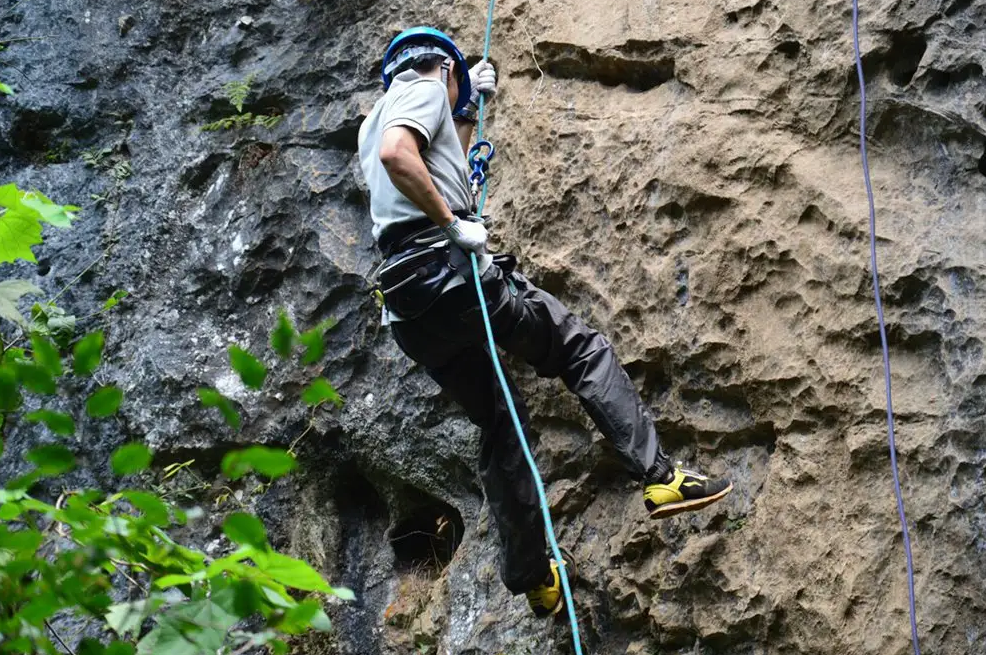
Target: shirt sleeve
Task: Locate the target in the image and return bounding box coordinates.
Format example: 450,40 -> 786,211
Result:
381,79 -> 448,148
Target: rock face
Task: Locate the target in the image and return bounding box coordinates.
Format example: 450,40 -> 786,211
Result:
2,0 -> 985,653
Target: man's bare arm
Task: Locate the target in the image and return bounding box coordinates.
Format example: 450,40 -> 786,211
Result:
379,126 -> 456,228
454,119 -> 474,157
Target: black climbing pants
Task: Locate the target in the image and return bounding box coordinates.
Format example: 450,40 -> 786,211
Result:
390,263 -> 672,594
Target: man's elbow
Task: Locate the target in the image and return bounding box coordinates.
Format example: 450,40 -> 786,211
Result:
378,142 -> 404,172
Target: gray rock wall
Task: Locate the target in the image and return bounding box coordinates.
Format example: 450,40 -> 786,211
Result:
2,0 -> 985,653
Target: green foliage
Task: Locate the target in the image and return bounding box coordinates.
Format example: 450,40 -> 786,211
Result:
73,330 -> 105,375
299,318 -> 337,365
0,280 -> 41,327
222,74 -> 256,113
302,378 -> 342,407
223,512 -> 267,549
111,442 -> 153,475
25,443 -> 75,475
201,74 -> 282,132
228,345 -> 267,390
201,113 -> 283,132
30,301 -> 77,346
196,387 -> 241,429
270,311 -> 295,358
0,183 -> 77,263
1,322 -> 351,655
1,182 -> 350,655
221,446 -> 296,481
0,81 -> 13,95
24,409 -> 75,435
86,385 -> 124,417
103,289 -> 129,311
82,146 -> 132,209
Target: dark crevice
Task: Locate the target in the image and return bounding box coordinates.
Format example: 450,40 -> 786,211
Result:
978,147 -> 986,178
944,0 -> 974,16
886,32 -> 927,86
925,63 -> 984,93
8,109 -> 67,155
389,492 -> 463,573
534,41 -> 675,91
182,153 -> 227,190
775,40 -> 801,59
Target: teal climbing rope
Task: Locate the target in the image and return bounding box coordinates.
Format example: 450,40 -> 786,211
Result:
467,1 -> 586,653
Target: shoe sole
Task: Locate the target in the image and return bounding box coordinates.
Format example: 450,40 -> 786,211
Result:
649,483 -> 734,519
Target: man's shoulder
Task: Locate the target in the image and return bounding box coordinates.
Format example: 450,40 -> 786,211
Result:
387,74 -> 447,102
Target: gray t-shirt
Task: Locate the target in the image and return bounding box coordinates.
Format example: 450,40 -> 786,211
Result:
358,70 -> 473,240
358,69 -> 493,323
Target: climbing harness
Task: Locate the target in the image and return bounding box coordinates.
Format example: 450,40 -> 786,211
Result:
467,0 -> 586,653
852,3 -> 920,654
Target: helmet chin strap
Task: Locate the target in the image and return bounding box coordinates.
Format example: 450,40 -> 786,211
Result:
440,58 -> 452,87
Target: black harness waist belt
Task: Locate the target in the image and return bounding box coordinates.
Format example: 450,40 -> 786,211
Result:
377,211 -> 471,258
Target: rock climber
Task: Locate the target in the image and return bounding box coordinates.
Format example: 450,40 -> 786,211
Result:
357,26 -> 733,618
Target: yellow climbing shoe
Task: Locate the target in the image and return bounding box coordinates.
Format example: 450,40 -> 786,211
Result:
525,553 -> 577,618
644,465 -> 733,519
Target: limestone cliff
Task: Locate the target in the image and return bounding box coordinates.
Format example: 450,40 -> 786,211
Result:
2,0 -> 985,653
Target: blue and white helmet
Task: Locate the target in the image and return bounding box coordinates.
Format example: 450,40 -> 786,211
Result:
382,26 -> 472,114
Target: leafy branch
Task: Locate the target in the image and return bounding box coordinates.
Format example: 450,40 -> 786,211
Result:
201,74 -> 281,132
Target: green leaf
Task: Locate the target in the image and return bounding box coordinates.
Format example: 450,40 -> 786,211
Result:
86,385 -> 123,417
73,331 -> 104,376
122,491 -> 169,525
197,387 -> 241,429
153,572 -> 205,588
30,301 -> 76,346
276,599 -> 321,634
111,443 -> 152,475
222,512 -> 268,549
0,82 -> 13,96
333,586 -> 356,601
270,311 -> 295,358
228,345 -> 267,389
77,638 -> 107,655
15,361 -> 56,394
103,289 -> 129,311
270,640 -> 289,655
106,597 -> 166,637
301,377 -> 342,407
221,446 -> 296,481
24,409 -> 75,436
0,364 -> 21,412
31,333 -> 62,376
0,279 -> 42,327
298,319 -> 336,366
257,551 -> 331,593
21,190 -> 78,228
25,444 -> 75,476
106,643 -> 136,655
310,607 -> 333,631
0,184 -> 43,264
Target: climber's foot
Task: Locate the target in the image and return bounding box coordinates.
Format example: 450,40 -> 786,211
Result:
525,549 -> 577,618
644,464 -> 732,519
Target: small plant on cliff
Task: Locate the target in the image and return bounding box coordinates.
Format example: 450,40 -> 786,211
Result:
201,74 -> 282,132
0,184 -> 349,654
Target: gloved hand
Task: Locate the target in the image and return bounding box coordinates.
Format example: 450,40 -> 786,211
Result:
455,61 -> 497,122
442,216 -> 488,253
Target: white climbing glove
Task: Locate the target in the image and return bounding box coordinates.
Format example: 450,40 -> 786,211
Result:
442,217 -> 488,253
455,61 -> 497,122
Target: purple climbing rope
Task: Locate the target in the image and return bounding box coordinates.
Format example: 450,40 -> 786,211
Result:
851,2 -> 921,654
